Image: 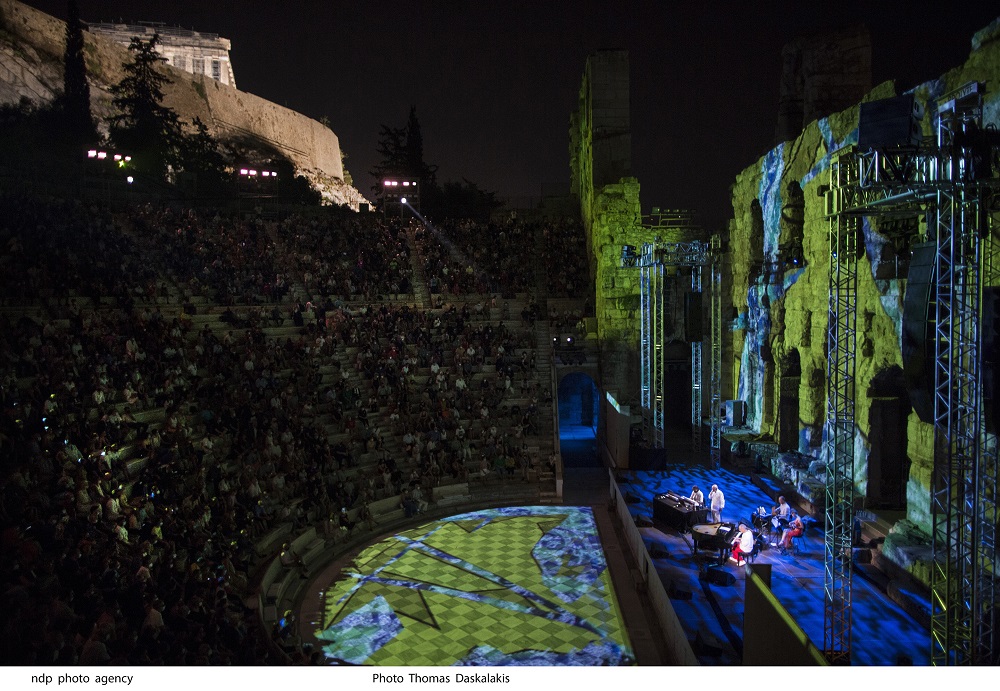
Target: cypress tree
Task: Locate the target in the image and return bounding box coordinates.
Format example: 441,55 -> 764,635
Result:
62,0 -> 95,143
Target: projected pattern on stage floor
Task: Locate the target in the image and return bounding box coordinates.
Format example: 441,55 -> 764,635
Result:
316,506 -> 634,665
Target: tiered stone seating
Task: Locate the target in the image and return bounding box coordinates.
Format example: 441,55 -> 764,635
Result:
0,192 -> 576,665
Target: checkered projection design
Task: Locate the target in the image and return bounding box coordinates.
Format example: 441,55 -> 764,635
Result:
315,506 -> 635,665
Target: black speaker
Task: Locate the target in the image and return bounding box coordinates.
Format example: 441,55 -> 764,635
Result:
901,242 -> 936,423
984,286 -> 1000,434
858,94 -> 923,150
700,566 -> 735,586
684,291 -> 703,342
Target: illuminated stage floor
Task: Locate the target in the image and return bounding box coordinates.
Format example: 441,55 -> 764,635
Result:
618,464 -> 932,665
302,507 -> 635,666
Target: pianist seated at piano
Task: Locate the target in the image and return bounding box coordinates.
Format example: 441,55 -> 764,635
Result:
730,523 -> 755,563
689,485 -> 704,506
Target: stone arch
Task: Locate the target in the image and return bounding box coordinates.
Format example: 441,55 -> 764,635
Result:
778,349 -> 802,452
864,365 -> 911,509
779,180 -> 805,264
662,339 -> 691,429
557,371 -> 600,468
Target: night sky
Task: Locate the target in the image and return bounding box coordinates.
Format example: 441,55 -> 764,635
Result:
25,1 -> 1000,229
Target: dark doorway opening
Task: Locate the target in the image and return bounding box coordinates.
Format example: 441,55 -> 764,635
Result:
866,366 -> 911,510
558,372 -> 600,468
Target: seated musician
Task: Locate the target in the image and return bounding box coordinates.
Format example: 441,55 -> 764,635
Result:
778,511 -> 804,554
730,523 -> 755,563
689,485 -> 704,506
769,495 -> 791,543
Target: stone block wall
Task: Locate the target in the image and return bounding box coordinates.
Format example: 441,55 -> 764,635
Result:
571,50 -> 645,396
728,15 -> 1000,559
775,24 -> 872,144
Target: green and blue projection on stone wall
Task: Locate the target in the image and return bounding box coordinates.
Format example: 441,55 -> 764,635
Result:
315,506 -> 635,666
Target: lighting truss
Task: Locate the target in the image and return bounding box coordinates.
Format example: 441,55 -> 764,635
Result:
710,234 -> 723,467
823,153 -> 860,663
824,81 -> 999,666
625,239 -> 709,451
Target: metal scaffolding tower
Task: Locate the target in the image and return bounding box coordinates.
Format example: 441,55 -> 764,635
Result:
710,234 -> 723,467
979,223 -> 1000,665
824,81 -> 1000,665
691,263 -> 704,453
624,240 -> 709,452
929,85 -> 988,666
638,262 -> 666,448
823,151 -> 860,664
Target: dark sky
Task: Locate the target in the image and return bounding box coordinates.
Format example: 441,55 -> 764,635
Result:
27,1 -> 1000,228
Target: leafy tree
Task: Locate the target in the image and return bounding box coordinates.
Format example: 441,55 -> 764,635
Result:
180,117 -> 225,176
61,0 -> 95,144
107,34 -> 183,178
369,105 -> 437,192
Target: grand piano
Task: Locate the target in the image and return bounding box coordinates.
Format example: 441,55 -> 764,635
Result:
691,522 -> 737,565
653,491 -> 712,532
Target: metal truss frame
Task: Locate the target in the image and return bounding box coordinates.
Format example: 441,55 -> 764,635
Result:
929,87 -> 989,666
978,221 -> 999,665
627,240 -> 710,451
825,81 -> 999,666
710,234 -> 723,466
823,153 -> 860,663
691,264 -> 704,453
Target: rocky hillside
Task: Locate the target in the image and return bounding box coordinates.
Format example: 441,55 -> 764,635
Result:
0,0 -> 368,209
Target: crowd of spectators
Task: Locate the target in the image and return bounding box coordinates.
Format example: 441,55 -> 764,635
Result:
539,218 -> 590,298
0,192 -> 566,666
413,217 -> 535,297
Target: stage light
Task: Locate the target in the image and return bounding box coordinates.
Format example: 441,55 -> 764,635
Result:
262,171 -> 270,177
97,151 -> 107,159
403,181 -> 410,186
127,176 -> 134,184
400,197 -> 407,204
384,180 -> 391,186
114,154 -> 122,161
249,169 -> 257,176
87,150 -> 97,158
125,156 -> 131,162
240,169 -> 248,175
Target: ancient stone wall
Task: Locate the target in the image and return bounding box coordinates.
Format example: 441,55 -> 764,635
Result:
570,50 -> 645,396
729,17 -> 1000,550
0,0 -> 356,204
775,24 -> 872,145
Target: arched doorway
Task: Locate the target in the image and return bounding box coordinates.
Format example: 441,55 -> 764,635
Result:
778,349 -> 801,452
866,365 -> 911,509
558,372 -> 600,468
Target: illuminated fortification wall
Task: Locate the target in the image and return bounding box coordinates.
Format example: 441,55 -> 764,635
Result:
727,18 -> 1000,578
570,51 -> 645,395
0,0 -> 359,205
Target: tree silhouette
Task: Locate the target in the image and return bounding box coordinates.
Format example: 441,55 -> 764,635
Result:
369,106 -> 437,193
107,34 -> 183,178
61,0 -> 95,144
